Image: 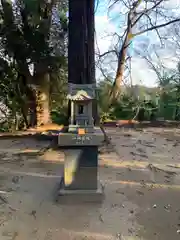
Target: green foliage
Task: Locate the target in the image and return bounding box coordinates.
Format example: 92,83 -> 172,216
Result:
97,78 -> 159,122
0,0 -> 68,130
51,110 -> 67,125
111,95 -> 135,120
0,58 -> 27,131
0,0 -> 180,130
97,60 -> 180,122
0,0 -> 68,71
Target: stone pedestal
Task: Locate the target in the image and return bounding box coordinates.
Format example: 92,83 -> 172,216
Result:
56,128 -> 104,204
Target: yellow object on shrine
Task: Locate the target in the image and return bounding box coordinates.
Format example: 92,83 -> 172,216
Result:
78,128 -> 85,135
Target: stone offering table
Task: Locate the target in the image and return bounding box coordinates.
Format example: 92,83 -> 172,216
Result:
57,84 -> 104,203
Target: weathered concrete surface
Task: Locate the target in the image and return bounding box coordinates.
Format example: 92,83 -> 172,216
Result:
0,128 -> 180,239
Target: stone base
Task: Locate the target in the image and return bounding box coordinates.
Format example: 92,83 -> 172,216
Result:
55,177 -> 104,204
58,127 -> 104,147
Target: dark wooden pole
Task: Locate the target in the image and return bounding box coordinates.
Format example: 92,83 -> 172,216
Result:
68,0 -> 98,122
68,0 -> 95,84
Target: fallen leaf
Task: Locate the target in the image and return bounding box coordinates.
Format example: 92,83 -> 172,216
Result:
111,203 -> 118,208
99,214 -> 104,222
164,204 -> 171,211
116,233 -> 122,239
136,190 -> 144,196
130,151 -> 135,156
12,176 -> 19,184
30,210 -> 36,219
137,148 -> 145,153
116,189 -> 124,195
0,195 -> 8,204
128,228 -> 133,234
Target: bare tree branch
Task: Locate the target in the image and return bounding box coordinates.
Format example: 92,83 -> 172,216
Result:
99,50 -> 118,58
132,0 -> 163,26
105,0 -> 180,100
134,18 -> 180,37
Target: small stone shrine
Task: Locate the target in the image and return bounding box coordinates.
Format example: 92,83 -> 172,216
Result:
57,83 -> 104,203
67,83 -> 95,133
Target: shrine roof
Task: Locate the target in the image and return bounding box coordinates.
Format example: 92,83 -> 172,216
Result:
67,83 -> 96,100
67,89 -> 94,101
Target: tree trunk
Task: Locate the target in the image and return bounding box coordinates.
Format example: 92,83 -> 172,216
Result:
34,73 -> 51,127
28,90 -> 37,127
112,12 -> 133,100
16,73 -> 37,128
24,86 -> 36,127
112,35 -> 130,99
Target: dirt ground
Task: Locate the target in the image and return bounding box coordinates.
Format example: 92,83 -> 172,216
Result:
0,127 -> 180,239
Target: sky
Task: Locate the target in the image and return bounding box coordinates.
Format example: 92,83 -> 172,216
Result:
94,0 -> 180,87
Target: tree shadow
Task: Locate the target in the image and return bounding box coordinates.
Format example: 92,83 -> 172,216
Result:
100,161 -> 180,240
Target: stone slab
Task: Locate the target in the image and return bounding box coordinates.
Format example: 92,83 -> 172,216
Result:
58,130 -> 104,146
63,146 -> 98,190
55,178 -> 104,204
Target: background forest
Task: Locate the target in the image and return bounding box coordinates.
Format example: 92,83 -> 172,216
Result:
0,0 -> 180,131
